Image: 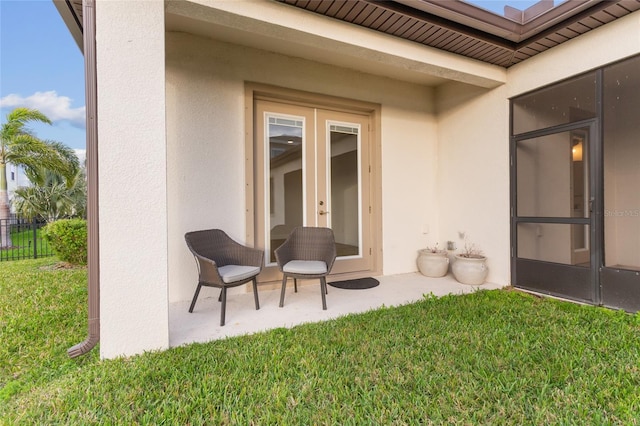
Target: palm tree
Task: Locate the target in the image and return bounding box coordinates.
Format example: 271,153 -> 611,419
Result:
0,107 -> 79,248
13,167 -> 86,222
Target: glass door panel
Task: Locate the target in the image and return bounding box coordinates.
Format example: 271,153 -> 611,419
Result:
329,123 -> 360,257
267,116 -> 304,263
255,100 -> 315,275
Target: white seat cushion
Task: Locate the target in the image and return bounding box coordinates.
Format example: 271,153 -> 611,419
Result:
218,265 -> 261,284
283,260 -> 327,275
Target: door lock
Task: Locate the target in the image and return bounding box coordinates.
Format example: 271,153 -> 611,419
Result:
318,200 -> 329,215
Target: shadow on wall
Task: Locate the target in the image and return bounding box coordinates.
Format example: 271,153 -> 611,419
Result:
435,81 -> 494,115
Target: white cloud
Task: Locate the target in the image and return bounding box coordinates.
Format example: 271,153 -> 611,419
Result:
0,91 -> 85,128
74,149 -> 86,165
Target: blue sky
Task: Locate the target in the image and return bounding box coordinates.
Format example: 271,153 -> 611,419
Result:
0,0 -> 85,151
467,0 -> 543,14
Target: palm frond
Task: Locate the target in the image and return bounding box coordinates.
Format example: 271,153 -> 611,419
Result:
44,140 -> 80,186
4,107 -> 52,127
6,135 -> 80,186
1,107 -> 52,148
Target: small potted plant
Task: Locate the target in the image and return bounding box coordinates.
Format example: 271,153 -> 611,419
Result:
417,243 -> 449,277
452,242 -> 488,285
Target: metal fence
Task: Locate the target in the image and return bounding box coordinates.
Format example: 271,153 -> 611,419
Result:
0,216 -> 54,261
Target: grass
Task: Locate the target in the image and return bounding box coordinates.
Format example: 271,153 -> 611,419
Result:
1,259 -> 639,424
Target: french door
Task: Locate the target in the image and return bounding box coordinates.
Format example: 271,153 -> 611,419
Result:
254,99 -> 373,281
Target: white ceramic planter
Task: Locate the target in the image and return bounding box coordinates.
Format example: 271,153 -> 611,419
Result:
452,255 -> 488,285
417,249 -> 449,278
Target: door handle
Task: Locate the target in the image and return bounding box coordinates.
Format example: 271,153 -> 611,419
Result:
319,210 -> 330,216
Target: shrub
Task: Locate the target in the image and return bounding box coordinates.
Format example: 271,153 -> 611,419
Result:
42,219 -> 88,265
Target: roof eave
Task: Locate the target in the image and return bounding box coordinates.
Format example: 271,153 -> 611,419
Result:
53,0 -> 84,52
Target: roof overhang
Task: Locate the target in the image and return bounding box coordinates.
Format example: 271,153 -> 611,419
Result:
278,0 -> 640,67
53,0 -> 640,68
53,0 -> 83,51
165,0 -> 506,88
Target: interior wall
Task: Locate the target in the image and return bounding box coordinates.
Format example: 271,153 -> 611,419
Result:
435,82 -> 510,285
166,32 -> 438,302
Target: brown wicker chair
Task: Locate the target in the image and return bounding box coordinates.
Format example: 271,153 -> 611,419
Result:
185,229 -> 263,326
275,226 -> 337,310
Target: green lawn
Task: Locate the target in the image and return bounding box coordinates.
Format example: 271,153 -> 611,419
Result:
1,259 -> 639,424
0,226 -> 52,261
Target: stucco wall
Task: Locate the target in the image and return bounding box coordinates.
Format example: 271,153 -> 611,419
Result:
435,82 -> 511,285
96,1 -> 169,359
165,33 -> 439,303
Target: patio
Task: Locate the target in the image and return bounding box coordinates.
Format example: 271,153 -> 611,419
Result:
169,272 -> 505,347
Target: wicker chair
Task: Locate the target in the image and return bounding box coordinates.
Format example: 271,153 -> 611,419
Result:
185,229 -> 263,326
275,226 -> 337,310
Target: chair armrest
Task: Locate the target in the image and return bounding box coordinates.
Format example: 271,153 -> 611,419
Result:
194,254 -> 224,285
321,244 -> 337,273
274,238 -> 294,271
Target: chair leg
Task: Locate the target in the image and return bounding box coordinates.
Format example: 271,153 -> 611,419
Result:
220,287 -> 227,326
188,283 -> 203,313
320,277 -> 327,310
279,274 -> 288,307
218,289 -> 223,302
294,278 -> 298,293
252,278 -> 260,310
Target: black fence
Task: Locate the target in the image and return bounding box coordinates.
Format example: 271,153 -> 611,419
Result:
0,216 -> 54,261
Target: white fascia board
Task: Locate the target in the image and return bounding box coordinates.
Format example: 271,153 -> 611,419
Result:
52,0 -> 83,52
166,0 -> 506,88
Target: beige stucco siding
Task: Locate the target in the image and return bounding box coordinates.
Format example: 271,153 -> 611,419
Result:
435,82 -> 511,286
94,0 -> 640,359
96,0 -> 169,359
165,33 -> 442,302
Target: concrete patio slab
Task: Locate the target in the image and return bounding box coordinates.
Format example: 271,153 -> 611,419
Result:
169,272 -> 505,348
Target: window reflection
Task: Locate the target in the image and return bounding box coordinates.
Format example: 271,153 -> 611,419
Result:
268,116 -> 303,262
330,126 -> 360,257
